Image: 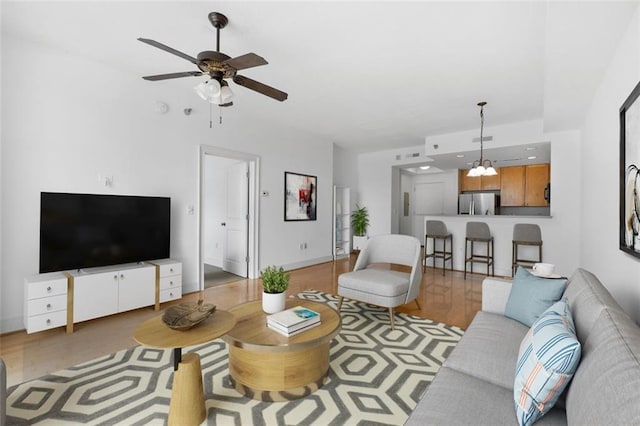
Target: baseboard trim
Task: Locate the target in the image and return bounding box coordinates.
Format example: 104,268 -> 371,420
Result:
282,256 -> 334,272
1,315 -> 25,334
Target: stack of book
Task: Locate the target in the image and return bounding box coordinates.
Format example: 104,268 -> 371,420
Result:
267,305 -> 321,337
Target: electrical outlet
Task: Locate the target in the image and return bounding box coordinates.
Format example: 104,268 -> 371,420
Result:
299,243 -> 304,250
303,242 -> 308,249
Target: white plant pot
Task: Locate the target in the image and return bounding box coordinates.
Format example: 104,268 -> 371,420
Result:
262,291 -> 286,314
353,235 -> 369,251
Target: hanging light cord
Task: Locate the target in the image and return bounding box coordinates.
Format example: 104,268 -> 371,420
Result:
480,105 -> 484,162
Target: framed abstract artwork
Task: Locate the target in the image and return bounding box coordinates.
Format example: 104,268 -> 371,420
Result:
284,172 -> 317,221
620,80 -> 640,259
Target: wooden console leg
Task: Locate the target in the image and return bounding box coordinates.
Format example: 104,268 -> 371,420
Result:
168,352 -> 206,426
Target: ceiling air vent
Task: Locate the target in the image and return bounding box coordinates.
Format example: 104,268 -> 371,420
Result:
472,135 -> 493,143
405,152 -> 421,158
395,154 -> 402,160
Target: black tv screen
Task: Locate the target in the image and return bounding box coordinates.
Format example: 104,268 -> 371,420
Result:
40,192 -> 171,273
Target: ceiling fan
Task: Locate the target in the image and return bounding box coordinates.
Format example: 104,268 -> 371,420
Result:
138,11 -> 288,106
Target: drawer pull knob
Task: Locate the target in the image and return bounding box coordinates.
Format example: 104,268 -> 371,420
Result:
120,274 -> 125,279
170,268 -> 174,273
170,292 -> 173,297
46,319 -> 51,325
46,303 -> 52,309
170,281 -> 173,285
114,275 -> 118,280
47,286 -> 52,292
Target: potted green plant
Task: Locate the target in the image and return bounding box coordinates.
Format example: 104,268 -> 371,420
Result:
351,205 -> 370,251
261,265 -> 290,313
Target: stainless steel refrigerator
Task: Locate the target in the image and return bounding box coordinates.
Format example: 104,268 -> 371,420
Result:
458,193 -> 499,215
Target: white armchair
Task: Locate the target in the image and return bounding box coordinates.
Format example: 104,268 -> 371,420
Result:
337,234 -> 423,329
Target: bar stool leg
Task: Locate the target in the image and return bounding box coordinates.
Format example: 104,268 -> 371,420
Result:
441,237 -> 446,276
464,238 -> 468,279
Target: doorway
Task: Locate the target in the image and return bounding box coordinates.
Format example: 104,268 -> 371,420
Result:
198,145 -> 260,292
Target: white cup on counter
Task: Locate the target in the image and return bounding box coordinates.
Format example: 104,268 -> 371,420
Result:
532,263 -> 555,277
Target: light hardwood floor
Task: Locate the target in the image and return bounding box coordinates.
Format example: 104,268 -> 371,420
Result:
0,257 -> 487,387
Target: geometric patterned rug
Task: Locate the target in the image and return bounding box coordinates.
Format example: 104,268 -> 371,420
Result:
7,291 -> 464,425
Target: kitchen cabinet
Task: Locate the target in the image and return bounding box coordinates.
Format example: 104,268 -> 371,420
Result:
459,169 -> 501,192
500,166 -> 525,206
525,164 -> 550,206
500,164 -> 550,207
459,170 -> 481,192
481,173 -> 501,190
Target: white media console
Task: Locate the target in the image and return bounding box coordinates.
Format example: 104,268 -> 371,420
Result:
24,259 -> 182,334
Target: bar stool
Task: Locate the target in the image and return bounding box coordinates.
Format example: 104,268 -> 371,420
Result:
464,221 -> 494,279
424,220 -> 453,275
512,223 -> 542,276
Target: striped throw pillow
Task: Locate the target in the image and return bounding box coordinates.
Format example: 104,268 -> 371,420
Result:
514,299 -> 581,426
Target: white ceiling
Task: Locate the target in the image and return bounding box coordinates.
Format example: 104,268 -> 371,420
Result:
2,1 -> 638,153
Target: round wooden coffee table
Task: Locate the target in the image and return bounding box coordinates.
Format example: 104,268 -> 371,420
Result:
223,299 -> 341,401
134,309 -> 235,426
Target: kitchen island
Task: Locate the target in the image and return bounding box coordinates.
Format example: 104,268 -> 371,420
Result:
422,215 -> 571,277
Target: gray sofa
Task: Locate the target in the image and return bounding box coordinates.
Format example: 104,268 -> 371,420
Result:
407,268 -> 640,425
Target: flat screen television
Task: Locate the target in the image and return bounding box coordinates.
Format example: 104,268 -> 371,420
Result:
40,192 -> 171,273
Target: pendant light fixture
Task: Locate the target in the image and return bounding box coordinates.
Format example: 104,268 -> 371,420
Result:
467,101 -> 497,177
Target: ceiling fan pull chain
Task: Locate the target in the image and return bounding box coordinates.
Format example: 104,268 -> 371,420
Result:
210,102 -> 213,128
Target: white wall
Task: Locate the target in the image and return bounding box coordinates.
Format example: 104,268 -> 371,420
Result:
1,34 -> 334,332
333,144 -> 359,191
579,7 -> 640,323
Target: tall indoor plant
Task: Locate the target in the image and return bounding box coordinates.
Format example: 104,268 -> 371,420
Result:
351,205 -> 370,251
261,265 -> 290,313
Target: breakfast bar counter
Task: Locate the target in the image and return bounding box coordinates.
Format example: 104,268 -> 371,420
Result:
422,215 -> 568,277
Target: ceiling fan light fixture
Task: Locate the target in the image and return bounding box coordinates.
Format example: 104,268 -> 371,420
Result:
194,79 -> 221,102
220,80 -> 234,103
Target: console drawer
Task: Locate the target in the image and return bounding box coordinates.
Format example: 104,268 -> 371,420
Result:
26,310 -> 67,333
26,278 -> 67,300
159,276 -> 182,291
159,263 -> 181,278
27,294 -> 67,316
160,287 -> 182,303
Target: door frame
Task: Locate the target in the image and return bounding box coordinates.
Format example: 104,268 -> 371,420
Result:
198,145 -> 260,291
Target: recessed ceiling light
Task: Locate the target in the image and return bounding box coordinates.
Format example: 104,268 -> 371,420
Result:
456,154 -> 465,158
528,156 -> 537,160
525,147 -> 537,151
420,166 -> 430,170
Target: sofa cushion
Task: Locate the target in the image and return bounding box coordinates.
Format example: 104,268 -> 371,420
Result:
406,366 -> 567,426
505,267 -> 567,327
514,299 -> 581,426
562,268 -> 624,343
444,311 -> 529,390
565,308 -> 640,425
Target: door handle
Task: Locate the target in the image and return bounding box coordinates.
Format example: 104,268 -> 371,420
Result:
221,222 -> 226,226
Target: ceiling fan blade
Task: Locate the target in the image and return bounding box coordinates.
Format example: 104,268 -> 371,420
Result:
142,71 -> 203,81
223,53 -> 268,71
233,75 -> 288,102
137,38 -> 198,64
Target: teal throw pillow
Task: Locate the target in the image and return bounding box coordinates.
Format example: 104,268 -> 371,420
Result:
504,267 -> 567,327
514,299 -> 581,426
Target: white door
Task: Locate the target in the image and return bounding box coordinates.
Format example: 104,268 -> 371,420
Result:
223,161 -> 249,277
